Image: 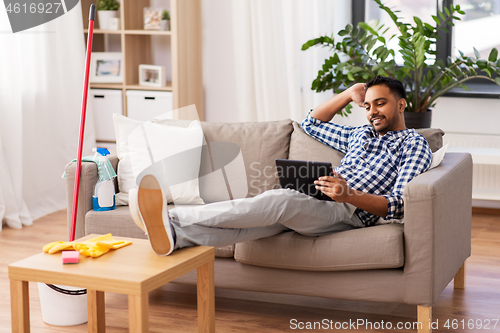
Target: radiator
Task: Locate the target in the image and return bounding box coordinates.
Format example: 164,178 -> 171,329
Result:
444,133 -> 500,201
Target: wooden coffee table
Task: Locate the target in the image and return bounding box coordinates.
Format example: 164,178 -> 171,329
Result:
9,235 -> 215,333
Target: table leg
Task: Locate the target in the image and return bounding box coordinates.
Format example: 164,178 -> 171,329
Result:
129,294 -> 149,332
87,289 -> 105,332
10,279 -> 30,333
197,260 -> 215,333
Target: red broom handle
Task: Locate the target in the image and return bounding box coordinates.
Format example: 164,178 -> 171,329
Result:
70,4 -> 95,242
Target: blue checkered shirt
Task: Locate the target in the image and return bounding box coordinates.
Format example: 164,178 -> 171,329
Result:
302,111 -> 432,226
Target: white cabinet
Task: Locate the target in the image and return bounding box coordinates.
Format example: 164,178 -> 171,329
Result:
90,89 -> 122,141
126,90 -> 173,121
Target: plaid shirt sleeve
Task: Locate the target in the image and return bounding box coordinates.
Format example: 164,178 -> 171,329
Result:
301,110 -> 353,154
383,135 -> 432,220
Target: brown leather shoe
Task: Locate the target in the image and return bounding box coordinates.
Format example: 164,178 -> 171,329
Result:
129,174 -> 175,255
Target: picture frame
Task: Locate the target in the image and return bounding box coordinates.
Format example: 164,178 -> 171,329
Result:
143,8 -> 163,30
139,64 -> 166,87
90,52 -> 123,83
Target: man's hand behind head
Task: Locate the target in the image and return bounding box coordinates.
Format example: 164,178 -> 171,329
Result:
349,83 -> 366,107
309,82 -> 366,122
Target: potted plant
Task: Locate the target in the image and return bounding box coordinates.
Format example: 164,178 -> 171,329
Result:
96,0 -> 120,30
160,10 -> 170,31
302,0 -> 500,128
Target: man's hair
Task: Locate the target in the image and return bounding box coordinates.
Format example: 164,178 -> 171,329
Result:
365,75 -> 406,100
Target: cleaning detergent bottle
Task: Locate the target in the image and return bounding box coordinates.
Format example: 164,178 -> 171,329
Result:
92,148 -> 116,211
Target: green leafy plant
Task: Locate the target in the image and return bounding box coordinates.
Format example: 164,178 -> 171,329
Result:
162,10 -> 170,21
96,0 -> 120,11
302,0 -> 500,116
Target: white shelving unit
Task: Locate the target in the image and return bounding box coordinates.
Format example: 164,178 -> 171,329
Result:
82,0 -> 204,144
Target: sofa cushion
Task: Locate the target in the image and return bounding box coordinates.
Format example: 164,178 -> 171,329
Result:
234,224 -> 404,271
288,121 -> 345,167
415,128 -> 444,153
85,206 -> 234,258
86,206 -> 148,239
153,119 -> 294,200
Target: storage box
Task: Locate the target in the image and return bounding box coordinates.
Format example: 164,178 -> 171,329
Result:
90,89 -> 123,141
126,90 -> 173,121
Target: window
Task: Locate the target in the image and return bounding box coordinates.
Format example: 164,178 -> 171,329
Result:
453,0 -> 500,59
365,0 -> 437,65
352,0 -> 500,97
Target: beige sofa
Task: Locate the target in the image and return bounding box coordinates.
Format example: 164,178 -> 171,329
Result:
65,119 -> 472,330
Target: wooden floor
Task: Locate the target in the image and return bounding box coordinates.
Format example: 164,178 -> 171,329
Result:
1,210 -> 499,332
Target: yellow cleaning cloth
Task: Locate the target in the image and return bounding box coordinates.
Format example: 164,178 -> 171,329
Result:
43,234 -> 132,258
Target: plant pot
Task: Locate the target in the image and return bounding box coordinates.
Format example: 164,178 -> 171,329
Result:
160,20 -> 170,31
97,10 -> 118,30
405,109 -> 432,129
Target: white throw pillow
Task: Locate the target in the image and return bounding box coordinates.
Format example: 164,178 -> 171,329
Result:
428,144 -> 448,170
113,113 -> 205,205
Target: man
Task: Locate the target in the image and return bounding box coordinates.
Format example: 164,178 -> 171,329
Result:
129,76 -> 432,256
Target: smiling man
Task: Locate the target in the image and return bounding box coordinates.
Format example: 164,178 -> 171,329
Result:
130,76 -> 432,256
303,75 -> 432,226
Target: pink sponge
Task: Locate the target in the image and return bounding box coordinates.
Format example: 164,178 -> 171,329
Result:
62,251 -> 80,264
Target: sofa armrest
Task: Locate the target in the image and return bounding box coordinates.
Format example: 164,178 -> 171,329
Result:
65,152 -> 119,239
65,161 -> 98,239
402,152 -> 472,306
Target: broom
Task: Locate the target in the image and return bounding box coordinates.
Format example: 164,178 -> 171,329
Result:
70,4 -> 95,242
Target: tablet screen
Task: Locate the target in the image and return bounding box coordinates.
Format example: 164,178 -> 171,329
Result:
275,159 -> 334,201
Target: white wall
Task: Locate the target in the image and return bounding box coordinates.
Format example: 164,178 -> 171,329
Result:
201,0 -> 239,123
433,97 -> 500,135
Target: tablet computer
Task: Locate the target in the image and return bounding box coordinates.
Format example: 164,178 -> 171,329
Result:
275,159 -> 334,201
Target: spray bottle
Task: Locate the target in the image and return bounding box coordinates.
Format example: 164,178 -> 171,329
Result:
92,148 -> 116,211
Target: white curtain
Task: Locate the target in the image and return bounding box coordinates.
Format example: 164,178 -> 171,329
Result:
231,0 -> 351,122
0,5 -> 96,230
